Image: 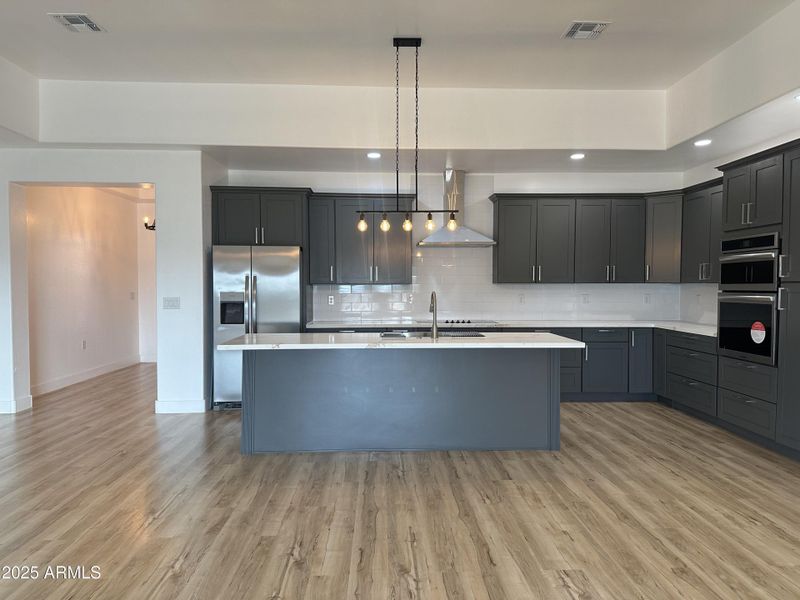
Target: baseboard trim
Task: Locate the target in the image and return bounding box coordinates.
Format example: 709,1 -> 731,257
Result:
139,354 -> 157,363
30,357 -> 140,397
0,395 -> 33,414
562,392 -> 657,403
155,399 -> 206,414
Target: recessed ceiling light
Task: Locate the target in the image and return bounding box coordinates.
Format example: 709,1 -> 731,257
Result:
367,152 -> 381,159
570,153 -> 585,160
694,139 -> 712,147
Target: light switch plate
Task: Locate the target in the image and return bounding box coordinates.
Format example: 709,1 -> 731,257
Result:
163,296 -> 181,310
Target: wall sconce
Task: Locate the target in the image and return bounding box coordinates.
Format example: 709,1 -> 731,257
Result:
143,216 -> 156,231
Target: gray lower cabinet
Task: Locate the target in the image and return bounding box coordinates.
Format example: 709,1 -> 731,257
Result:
575,198 -> 612,283
610,198 -> 646,283
681,184 -> 722,283
582,341 -> 629,393
777,283 -> 800,450
653,329 -> 667,397
308,197 -> 336,284
667,374 -> 717,417
719,389 -> 777,439
782,148 -> 800,282
561,368 -> 582,393
628,328 -> 653,393
666,346 -> 717,386
645,194 -> 682,283
718,357 -> 778,404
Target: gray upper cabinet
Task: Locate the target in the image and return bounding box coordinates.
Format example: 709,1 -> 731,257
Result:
215,190 -> 262,245
681,184 -> 722,283
333,195 -> 413,285
628,328 -> 653,393
610,198 -> 646,283
777,283 -> 800,450
373,198 -> 412,284
722,154 -> 783,231
536,198 -> 575,283
308,197 -> 336,284
335,197 -> 374,284
645,194 -> 682,283
782,148 -> 800,282
261,192 -> 304,246
212,187 -> 308,246
575,199 -> 612,283
494,199 -> 536,283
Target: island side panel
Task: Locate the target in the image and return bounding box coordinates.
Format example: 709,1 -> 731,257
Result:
240,350 -> 256,454
244,347 -> 560,453
548,348 -> 560,450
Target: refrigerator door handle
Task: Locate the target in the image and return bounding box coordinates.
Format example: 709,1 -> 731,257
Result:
244,275 -> 250,334
252,275 -> 258,333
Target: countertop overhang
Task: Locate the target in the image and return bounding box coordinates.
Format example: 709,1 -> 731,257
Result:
217,331 -> 586,351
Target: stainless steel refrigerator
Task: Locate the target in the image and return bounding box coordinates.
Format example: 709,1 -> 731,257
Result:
212,245 -> 301,407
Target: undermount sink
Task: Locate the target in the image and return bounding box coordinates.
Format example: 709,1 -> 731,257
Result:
379,330 -> 485,339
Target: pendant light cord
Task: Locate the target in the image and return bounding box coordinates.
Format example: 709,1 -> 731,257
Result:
415,46 -> 419,212
395,45 -> 400,213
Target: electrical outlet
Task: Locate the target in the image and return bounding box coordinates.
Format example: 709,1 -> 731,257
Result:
518,293 -> 525,304
327,295 -> 335,306
163,296 -> 181,310
81,340 -> 87,350
643,293 -> 652,305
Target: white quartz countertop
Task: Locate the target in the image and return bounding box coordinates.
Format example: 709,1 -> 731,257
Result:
218,331 -> 586,351
305,320 -> 717,337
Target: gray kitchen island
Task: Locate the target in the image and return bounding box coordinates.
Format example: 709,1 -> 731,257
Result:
218,332 -> 584,454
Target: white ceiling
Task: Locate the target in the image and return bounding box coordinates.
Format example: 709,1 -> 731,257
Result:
209,88 -> 800,173
0,0 -> 793,89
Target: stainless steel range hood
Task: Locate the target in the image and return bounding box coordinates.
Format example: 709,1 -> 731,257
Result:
417,170 -> 496,247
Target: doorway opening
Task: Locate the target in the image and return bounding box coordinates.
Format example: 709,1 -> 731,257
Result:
21,183 -> 156,397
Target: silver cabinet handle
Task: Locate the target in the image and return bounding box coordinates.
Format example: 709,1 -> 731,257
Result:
531,265 -> 535,282
779,254 -> 788,278
261,226 -> 265,244
741,203 -> 745,225
538,265 -> 542,282
631,330 -> 635,347
606,265 -> 610,282
598,329 -> 612,332
330,265 -> 334,282
244,275 -> 250,334
255,227 -> 259,244
585,346 -> 589,361
369,265 -> 373,282
646,264 -> 650,282
778,287 -> 787,311
698,263 -> 703,281
251,275 -> 258,333
375,265 -> 379,281
612,265 -> 616,281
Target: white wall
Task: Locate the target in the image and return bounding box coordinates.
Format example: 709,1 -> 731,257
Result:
0,56 -> 38,141
137,203 -> 157,363
667,0 -> 800,147
0,149 -> 207,414
26,187 -> 141,395
39,80 -> 665,151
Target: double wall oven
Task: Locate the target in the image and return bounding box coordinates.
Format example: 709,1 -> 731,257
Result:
718,232 -> 785,365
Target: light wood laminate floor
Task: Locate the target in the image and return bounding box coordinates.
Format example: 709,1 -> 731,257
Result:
1,364 -> 800,599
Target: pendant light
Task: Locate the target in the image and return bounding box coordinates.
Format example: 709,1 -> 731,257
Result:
447,212 -> 458,231
355,37 -> 457,232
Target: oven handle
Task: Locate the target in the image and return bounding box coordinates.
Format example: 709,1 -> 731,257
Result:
719,251 -> 778,263
719,294 -> 776,304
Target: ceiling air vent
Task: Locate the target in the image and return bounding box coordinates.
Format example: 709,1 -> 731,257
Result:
49,14 -> 106,33
562,21 -> 610,40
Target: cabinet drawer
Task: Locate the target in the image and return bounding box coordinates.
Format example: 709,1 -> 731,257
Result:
560,348 -> 583,368
583,328 -> 628,343
666,331 -> 717,354
666,374 -> 717,417
719,389 -> 777,439
666,346 -> 717,385
718,357 -> 778,403
561,368 -> 582,393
